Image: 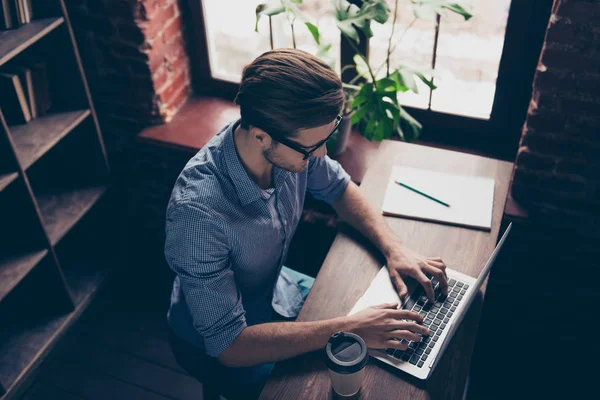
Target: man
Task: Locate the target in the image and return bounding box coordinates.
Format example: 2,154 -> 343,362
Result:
165,49 -> 448,399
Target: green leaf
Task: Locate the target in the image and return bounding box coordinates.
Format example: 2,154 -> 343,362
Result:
364,117 -> 377,141
399,107 -> 422,142
351,82 -> 374,108
374,120 -> 387,142
335,0 -> 390,44
353,54 -> 371,80
305,22 -> 320,45
396,68 -> 419,93
389,71 -> 410,93
444,3 -> 473,20
376,77 -> 398,93
381,100 -> 400,128
415,71 -> 437,90
350,106 -> 369,125
411,0 -> 473,21
255,1 -> 285,31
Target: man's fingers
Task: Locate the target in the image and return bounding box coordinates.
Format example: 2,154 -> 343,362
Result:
390,271 -> 409,300
428,259 -> 448,279
424,265 -> 448,296
388,322 -> 430,337
387,330 -> 422,342
386,309 -> 424,322
384,339 -> 408,351
373,302 -> 399,310
429,256 -> 444,262
415,271 -> 435,301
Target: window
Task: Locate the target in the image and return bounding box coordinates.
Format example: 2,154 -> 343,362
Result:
202,0 -> 271,82
369,0 -> 512,119
430,0 -> 512,118
202,0 -> 341,82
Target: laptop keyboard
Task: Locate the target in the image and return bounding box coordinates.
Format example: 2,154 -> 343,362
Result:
384,277 -> 469,368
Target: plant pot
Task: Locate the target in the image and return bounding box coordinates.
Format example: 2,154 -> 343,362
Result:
327,114 -> 352,157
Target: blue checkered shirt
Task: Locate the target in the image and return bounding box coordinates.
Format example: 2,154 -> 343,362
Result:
165,119 -> 350,357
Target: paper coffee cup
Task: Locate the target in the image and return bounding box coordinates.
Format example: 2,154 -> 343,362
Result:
325,332 -> 369,397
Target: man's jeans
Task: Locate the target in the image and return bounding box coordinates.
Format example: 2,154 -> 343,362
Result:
167,267 -> 315,400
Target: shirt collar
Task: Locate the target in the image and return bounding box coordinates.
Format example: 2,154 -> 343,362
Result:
223,119 -> 292,206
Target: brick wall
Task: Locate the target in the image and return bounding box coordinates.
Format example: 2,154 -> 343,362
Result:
512,0 -> 600,236
68,0 -> 192,165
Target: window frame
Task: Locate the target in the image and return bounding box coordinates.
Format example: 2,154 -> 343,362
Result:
186,0 -> 554,161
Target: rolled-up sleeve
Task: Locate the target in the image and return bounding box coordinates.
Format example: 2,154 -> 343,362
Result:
306,155 -> 351,204
164,202 -> 246,357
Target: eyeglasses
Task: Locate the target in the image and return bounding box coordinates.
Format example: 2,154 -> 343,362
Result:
265,115 -> 343,160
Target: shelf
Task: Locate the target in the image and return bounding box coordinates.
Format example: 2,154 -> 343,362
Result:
0,250 -> 48,303
0,18 -> 65,68
0,263 -> 108,398
10,110 -> 91,170
0,172 -> 18,193
37,186 -> 107,246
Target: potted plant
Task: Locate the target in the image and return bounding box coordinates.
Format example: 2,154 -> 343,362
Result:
255,0 -> 472,154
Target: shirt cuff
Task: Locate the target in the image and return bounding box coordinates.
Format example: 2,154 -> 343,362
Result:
203,316 -> 248,358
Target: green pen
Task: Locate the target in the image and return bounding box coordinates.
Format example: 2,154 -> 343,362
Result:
395,181 -> 451,208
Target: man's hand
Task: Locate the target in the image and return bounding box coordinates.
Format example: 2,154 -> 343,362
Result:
386,244 -> 448,302
346,303 -> 430,351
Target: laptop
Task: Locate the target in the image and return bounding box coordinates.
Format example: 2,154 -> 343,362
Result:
348,223 -> 512,380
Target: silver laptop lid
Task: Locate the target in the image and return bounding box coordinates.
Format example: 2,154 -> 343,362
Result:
430,222 -> 512,371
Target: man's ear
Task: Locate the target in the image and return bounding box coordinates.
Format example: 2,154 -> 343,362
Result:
249,126 -> 272,148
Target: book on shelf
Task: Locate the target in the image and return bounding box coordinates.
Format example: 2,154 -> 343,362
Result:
5,65 -> 36,118
0,71 -> 32,125
0,0 -> 32,29
22,0 -> 32,23
1,0 -> 16,29
33,61 -> 51,115
1,61 -> 51,123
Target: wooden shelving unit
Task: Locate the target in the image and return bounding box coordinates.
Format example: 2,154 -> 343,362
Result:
0,1 -> 114,398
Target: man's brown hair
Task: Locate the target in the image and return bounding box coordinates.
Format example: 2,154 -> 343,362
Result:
234,48 -> 344,139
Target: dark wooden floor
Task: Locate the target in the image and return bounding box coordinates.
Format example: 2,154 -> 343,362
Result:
17,267 -> 208,400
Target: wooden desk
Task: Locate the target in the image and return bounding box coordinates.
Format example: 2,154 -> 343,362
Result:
260,140 -> 513,400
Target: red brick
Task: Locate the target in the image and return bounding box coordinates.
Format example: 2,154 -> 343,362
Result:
157,69 -> 187,100
516,149 -> 557,172
567,115 -> 600,137
556,158 -> 600,180
142,3 -> 176,40
543,174 -> 587,194
559,96 -> 600,117
166,52 -> 189,75
525,110 -> 567,134
513,168 -> 544,187
160,15 -> 183,44
148,34 -> 185,73
139,0 -> 174,21
167,83 -> 190,111
556,0 -> 600,25
536,69 -> 600,99
533,91 -> 558,114
152,65 -> 168,92
542,48 -> 600,73
545,19 -> 599,49
522,133 -> 588,159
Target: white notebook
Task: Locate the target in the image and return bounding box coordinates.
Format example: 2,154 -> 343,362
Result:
381,166 -> 495,231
